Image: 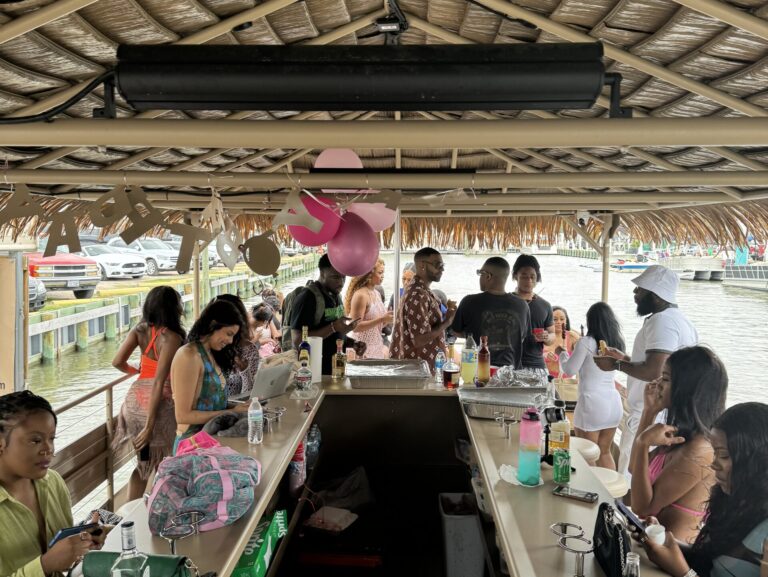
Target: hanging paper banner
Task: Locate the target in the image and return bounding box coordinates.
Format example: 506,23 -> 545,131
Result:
353,189 -> 401,211
241,231 -> 281,276
200,188 -> 227,236
0,184 -> 44,228
44,212 -> 82,257
216,219 -> 243,271
168,222 -> 214,274
120,187 -> 166,244
272,189 -> 323,233
89,186 -> 133,228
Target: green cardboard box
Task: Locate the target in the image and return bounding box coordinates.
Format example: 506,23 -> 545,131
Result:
232,510 -> 288,577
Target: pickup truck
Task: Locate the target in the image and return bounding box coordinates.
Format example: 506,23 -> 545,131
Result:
27,251 -> 100,299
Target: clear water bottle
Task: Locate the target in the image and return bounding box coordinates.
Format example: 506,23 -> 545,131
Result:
434,351 -> 447,385
248,397 -> 263,445
110,521 -> 150,576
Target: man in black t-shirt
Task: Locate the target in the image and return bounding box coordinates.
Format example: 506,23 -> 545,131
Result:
512,254 -> 554,370
289,254 -> 366,375
451,257 -> 531,368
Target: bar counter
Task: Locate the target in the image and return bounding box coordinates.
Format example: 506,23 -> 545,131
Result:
104,379 -> 667,577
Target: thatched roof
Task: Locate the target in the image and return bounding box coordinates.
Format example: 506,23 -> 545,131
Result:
0,0 -> 766,247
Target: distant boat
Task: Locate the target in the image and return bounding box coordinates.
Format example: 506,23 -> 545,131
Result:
723,264 -> 768,291
610,260 -> 651,272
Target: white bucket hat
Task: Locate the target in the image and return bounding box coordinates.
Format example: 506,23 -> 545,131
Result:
631,265 -> 679,304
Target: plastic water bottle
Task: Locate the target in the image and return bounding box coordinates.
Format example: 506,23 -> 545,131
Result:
248,398 -> 263,445
434,351 -> 447,385
517,407 -> 542,486
460,335 -> 478,385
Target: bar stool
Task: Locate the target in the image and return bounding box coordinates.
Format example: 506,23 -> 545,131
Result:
592,467 -> 629,498
570,437 -> 599,466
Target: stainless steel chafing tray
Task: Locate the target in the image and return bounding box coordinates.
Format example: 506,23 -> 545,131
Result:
458,386 -> 548,420
346,359 -> 432,389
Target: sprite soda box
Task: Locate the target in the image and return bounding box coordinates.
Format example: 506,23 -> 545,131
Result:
233,510 -> 288,577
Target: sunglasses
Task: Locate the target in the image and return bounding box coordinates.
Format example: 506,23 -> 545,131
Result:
476,269 -> 491,277
425,261 -> 445,270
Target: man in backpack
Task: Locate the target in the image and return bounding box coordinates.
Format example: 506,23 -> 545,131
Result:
288,254 -> 366,375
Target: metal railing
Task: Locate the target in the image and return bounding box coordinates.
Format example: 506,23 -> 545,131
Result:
52,373 -> 133,509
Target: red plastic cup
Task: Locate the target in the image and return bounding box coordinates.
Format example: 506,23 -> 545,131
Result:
490,366 -> 499,377
533,328 -> 546,339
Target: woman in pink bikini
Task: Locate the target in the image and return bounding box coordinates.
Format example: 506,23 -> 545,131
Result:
629,346 -> 729,543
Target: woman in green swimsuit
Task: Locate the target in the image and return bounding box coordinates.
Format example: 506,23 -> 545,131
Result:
170,299 -> 249,452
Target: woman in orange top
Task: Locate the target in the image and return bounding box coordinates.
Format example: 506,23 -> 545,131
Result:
112,286 -> 186,500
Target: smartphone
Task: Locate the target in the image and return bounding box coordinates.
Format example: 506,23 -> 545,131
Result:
614,498 -> 646,531
48,522 -> 100,548
552,485 -> 599,504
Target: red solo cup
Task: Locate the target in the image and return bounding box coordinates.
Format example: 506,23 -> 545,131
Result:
533,328 -> 546,338
490,366 -> 499,377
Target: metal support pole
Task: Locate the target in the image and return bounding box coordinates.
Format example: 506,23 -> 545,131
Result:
105,386 -> 114,510
601,234 -> 611,303
393,209 -> 402,316
193,243 -> 201,320
13,253 -> 24,391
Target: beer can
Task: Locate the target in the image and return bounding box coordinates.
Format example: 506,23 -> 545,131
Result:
553,449 -> 571,484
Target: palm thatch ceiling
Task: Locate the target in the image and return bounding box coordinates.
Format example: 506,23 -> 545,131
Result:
0,0 -> 766,246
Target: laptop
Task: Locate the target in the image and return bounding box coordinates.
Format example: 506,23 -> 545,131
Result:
244,362 -> 294,401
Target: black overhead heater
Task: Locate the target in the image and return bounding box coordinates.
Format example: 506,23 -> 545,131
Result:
114,43 -> 627,115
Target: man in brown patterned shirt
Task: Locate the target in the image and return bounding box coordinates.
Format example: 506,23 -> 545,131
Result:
391,247 -> 457,371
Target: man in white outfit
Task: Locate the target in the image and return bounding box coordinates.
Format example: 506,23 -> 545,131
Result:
594,265 -> 698,476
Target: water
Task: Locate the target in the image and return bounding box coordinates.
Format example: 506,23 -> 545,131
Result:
27,254 -> 768,434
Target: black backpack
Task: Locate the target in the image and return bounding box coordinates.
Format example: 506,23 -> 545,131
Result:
280,283 -> 325,350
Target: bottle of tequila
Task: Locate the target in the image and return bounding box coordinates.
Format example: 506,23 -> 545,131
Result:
332,339 -> 347,381
110,521 -> 150,577
298,326 -> 311,365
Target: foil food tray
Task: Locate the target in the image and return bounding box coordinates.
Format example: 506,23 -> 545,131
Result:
346,359 -> 432,389
459,386 -> 548,420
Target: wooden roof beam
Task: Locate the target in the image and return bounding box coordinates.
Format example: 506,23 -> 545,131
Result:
473,0 -> 767,117
669,0 -> 768,42
4,0 -> 301,118
2,117 -> 767,148
0,0 -> 100,45
303,8 -> 387,45
8,167 -> 768,189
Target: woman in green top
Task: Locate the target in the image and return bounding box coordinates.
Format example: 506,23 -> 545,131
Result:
0,391 -> 98,577
170,299 -> 249,452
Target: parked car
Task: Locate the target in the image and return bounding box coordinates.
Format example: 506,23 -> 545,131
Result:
79,245 -> 146,280
107,237 -> 178,275
28,276 -> 47,311
163,240 -> 219,268
27,246 -> 100,299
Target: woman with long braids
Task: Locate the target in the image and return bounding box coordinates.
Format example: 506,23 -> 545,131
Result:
170,299 -> 249,452
0,391 -> 103,577
112,285 -> 185,500
640,402 -> 768,577
344,259 -> 392,359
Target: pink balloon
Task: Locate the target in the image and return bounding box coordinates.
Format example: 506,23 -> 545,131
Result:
328,213 -> 380,277
347,202 -> 397,232
287,195 -> 341,247
315,148 -> 364,194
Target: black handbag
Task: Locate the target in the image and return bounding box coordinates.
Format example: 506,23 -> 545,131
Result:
592,502 -> 631,577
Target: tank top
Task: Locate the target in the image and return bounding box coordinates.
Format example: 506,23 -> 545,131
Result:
193,342 -> 227,412
138,326 -> 165,380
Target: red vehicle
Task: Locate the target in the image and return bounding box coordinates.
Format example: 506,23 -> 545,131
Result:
27,251 -> 101,299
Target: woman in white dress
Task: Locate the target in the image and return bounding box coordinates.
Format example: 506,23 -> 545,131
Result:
558,302 -> 625,469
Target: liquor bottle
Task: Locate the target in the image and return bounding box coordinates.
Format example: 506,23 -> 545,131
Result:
247,397 -> 263,445
332,339 -> 347,381
442,344 -> 460,389
549,401 -> 571,454
476,336 -> 490,386
296,360 -> 312,391
623,552 -> 641,577
298,326 -> 311,365
110,521 -> 150,577
460,335 -> 477,385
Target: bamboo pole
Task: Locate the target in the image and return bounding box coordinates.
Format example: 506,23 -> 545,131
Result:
669,0 -> 768,41
2,117 -> 768,149
0,0 -> 100,45
14,168 -> 768,191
